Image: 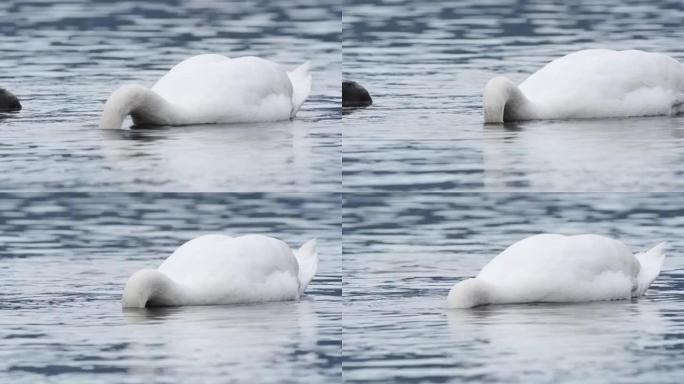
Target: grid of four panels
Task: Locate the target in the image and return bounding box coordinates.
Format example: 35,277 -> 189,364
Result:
2,1 -> 684,383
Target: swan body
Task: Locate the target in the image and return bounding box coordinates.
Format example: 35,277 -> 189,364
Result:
101,54 -> 312,129
448,234 -> 666,308
122,234 -> 318,308
483,49 -> 684,123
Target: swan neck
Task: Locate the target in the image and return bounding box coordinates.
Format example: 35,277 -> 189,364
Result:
483,77 -> 534,123
448,278 -> 493,308
100,85 -> 181,129
122,269 -> 186,308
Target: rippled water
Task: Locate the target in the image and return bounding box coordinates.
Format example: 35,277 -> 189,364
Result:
343,0 -> 684,191
0,0 -> 341,191
343,193 -> 684,383
0,193 -> 341,383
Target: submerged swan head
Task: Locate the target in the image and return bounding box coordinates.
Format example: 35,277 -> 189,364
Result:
100,85 -> 181,129
122,269 -> 185,308
483,76 -> 534,124
447,278 -> 492,308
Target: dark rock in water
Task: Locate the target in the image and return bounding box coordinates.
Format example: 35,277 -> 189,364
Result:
0,88 -> 21,112
342,80 -> 372,107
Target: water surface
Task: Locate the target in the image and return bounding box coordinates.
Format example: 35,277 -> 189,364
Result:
0,0 -> 341,191
0,193 -> 341,383
343,0 -> 684,191
343,193 -> 684,383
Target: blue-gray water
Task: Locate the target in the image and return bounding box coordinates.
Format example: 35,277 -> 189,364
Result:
343,0 -> 684,191
343,193 -> 684,383
0,0 -> 341,191
0,193 -> 341,383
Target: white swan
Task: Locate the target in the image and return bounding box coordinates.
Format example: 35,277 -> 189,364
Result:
122,234 -> 318,308
448,234 -> 666,308
101,54 -> 312,129
483,49 -> 684,123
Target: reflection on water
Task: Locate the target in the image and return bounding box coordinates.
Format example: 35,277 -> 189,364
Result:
97,121 -> 332,191
0,193 -> 341,383
343,0 -> 684,191
445,298 -> 683,383
0,0 -> 340,191
484,116 -> 684,191
343,193 -> 684,383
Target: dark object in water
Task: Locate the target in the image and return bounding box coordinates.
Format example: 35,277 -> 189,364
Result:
0,88 -> 21,112
342,80 -> 372,107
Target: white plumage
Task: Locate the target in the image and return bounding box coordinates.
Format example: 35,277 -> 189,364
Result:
483,49 -> 684,123
122,234 -> 318,308
448,234 -> 666,308
101,54 -> 312,129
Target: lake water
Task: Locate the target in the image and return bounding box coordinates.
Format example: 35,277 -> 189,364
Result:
343,0 -> 684,191
0,193 -> 342,383
0,0 -> 341,191
3,0 -> 684,383
343,193 -> 684,383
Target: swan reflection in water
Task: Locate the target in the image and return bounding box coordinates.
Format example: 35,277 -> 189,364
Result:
97,119 -> 320,191
121,299 -> 328,379
446,294 -> 678,380
483,116 -> 684,191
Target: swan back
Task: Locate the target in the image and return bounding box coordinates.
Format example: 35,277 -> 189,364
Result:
478,234 -> 638,299
157,234 -> 301,305
159,234 -> 298,283
519,49 -> 684,119
152,55 -> 296,123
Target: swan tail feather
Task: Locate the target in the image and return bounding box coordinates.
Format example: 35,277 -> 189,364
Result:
635,242 -> 666,296
294,238 -> 318,295
287,62 -> 312,117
